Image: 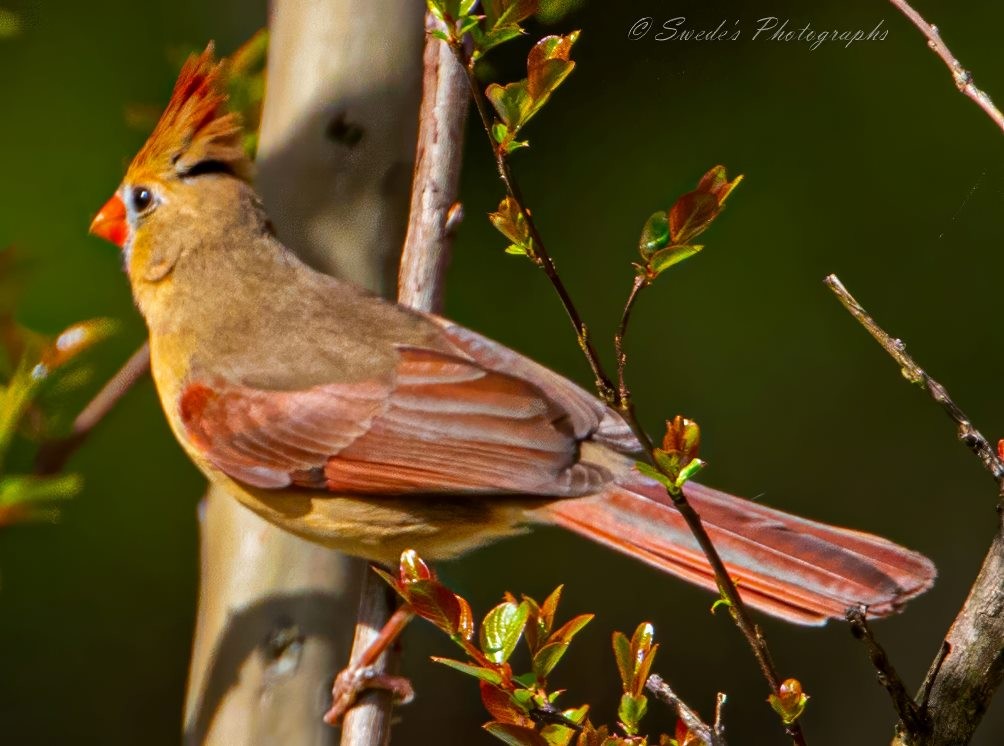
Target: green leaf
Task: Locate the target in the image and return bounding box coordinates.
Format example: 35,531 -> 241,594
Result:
486,81 -> 532,130
634,462 -> 676,491
617,693 -> 648,736
484,722 -> 549,746
562,704 -> 589,725
514,671 -> 538,688
548,613 -> 593,645
710,595 -> 733,615
639,211 -> 670,258
458,15 -> 481,35
483,0 -> 539,28
532,641 -> 569,680
472,26 -> 527,57
674,458 -> 706,487
646,244 -> 703,278
539,725 -> 575,746
492,122 -> 510,145
611,630 -> 633,691
426,0 -> 447,22
481,600 -> 530,663
504,138 -> 530,153
432,657 -> 504,685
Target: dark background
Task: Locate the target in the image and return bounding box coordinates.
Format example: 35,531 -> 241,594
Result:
2,0 -> 1003,743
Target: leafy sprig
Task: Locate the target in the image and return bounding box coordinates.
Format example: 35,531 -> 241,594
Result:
0,248 -> 114,525
423,3 -> 805,741
379,550 -> 721,746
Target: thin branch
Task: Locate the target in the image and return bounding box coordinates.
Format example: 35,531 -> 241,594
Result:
339,16 -> 469,745
613,275 -> 653,450
846,606 -> 929,737
35,341 -> 150,474
824,275 -> 1004,488
826,274 -> 1004,744
448,41 -> 616,404
714,692 -> 727,741
888,0 -> 1004,134
646,674 -> 726,746
448,35 -> 806,746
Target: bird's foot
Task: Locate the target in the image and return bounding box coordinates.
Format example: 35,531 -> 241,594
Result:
323,666 -> 414,725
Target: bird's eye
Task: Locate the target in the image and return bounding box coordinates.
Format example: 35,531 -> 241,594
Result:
131,186 -> 154,213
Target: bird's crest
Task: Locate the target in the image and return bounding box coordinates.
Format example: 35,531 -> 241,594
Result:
127,43 -> 251,182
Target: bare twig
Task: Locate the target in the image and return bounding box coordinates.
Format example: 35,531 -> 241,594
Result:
826,274 -> 1004,744
339,15 -> 469,744
824,274 -> 1004,487
888,0 -> 1004,134
846,606 -> 929,737
35,341 -> 150,474
613,274 -> 654,450
646,674 -> 726,746
714,692 -> 727,741
446,34 -> 806,746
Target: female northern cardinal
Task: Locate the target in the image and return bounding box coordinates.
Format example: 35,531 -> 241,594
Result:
90,47 -> 934,625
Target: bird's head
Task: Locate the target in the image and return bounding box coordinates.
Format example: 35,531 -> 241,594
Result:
90,44 -> 254,303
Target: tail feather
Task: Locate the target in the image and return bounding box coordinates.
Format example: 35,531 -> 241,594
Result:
544,475 -> 935,625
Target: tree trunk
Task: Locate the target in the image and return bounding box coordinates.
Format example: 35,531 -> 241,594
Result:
182,2 -> 424,743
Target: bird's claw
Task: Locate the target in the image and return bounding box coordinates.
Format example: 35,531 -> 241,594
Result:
323,665 -> 415,725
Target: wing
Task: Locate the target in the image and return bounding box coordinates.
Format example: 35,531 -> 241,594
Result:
179,344 -> 612,496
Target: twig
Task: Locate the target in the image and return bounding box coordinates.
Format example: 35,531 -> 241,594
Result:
714,692 -> 727,741
447,34 -> 806,746
646,674 -> 726,746
824,275 -> 1004,487
888,0 -> 1004,134
613,275 -> 654,450
339,15 -> 468,745
846,606 -> 929,737
448,41 -> 616,404
35,341 -> 150,474
826,273 -> 1004,744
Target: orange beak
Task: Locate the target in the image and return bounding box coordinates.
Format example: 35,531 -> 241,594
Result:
89,194 -> 128,248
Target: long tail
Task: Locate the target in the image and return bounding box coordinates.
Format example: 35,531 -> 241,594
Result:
544,474 -> 935,625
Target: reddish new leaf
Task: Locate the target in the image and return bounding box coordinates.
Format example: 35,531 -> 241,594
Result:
481,681 -> 534,726
405,578 -> 463,634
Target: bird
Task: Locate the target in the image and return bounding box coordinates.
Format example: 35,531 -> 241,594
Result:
90,46 -> 934,627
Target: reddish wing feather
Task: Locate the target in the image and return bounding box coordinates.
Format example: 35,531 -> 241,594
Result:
179,347 -> 609,495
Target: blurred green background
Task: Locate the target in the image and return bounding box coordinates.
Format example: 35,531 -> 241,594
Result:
3,0 -> 1004,743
